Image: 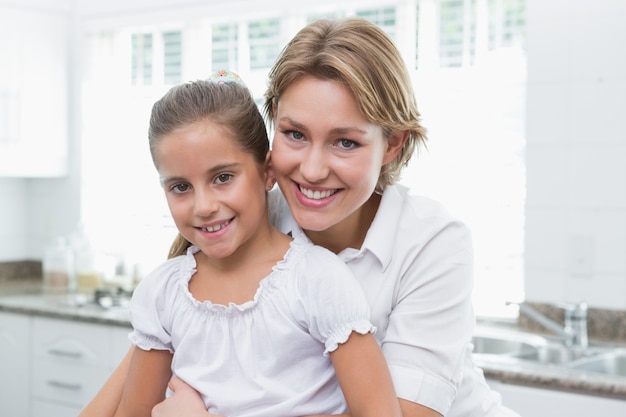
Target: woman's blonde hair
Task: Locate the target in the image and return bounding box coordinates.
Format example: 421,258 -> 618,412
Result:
264,17 -> 427,190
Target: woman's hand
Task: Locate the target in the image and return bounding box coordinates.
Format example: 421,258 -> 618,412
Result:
152,377 -> 210,417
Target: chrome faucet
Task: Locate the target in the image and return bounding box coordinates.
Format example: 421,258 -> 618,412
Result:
506,301 -> 588,349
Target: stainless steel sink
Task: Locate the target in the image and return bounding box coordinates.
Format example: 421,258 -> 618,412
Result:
514,343 -> 585,365
568,349 -> 626,377
472,326 -> 623,369
472,333 -> 578,365
472,334 -> 540,356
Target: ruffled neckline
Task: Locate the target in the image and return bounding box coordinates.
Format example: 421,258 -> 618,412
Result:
177,234 -> 306,315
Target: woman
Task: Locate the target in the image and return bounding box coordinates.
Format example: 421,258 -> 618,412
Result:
81,18 -> 519,417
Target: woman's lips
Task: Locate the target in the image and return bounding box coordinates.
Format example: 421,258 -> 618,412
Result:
298,185 -> 338,200
294,183 -> 340,208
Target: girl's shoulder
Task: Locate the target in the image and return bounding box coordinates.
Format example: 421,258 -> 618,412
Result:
281,231 -> 356,289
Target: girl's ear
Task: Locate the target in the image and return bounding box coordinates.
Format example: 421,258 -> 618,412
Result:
382,130 -> 410,165
264,151 -> 276,191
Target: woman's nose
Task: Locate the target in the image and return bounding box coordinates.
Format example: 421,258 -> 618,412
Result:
299,146 -> 329,183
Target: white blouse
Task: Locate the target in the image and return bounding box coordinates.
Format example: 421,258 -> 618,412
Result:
269,185 -> 520,417
129,231 -> 375,417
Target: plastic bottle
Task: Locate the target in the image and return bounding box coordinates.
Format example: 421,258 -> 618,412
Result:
69,222 -> 103,294
43,237 -> 75,294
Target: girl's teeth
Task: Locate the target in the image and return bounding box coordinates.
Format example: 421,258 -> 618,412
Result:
203,221 -> 229,232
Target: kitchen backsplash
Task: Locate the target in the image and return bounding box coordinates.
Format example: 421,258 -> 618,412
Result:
519,302 -> 626,344
0,260 -> 41,281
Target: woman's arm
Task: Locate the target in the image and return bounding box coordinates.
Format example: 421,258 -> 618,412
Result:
113,347 -> 173,417
78,345 -> 134,417
330,332 -> 401,417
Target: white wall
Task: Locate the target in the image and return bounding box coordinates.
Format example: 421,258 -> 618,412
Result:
524,0 -> 626,309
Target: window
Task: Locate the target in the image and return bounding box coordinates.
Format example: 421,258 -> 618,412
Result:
248,19 -> 280,69
439,0 -> 476,68
404,0 -> 526,317
212,23 -> 238,71
163,31 -> 182,85
131,33 -> 153,85
488,0 -> 525,49
356,7 -> 397,41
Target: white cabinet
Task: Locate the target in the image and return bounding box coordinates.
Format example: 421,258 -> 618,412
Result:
31,317 -> 130,416
0,5 -> 69,177
488,378 -> 626,417
0,312 -> 31,417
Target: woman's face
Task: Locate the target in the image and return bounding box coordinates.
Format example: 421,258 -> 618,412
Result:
271,76 -> 396,234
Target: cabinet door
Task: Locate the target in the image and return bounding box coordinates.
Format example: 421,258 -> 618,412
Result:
0,312 -> 30,417
0,6 -> 68,177
111,325 -> 132,369
31,317 -> 120,409
32,399 -> 81,417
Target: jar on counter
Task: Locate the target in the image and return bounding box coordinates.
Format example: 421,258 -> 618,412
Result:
43,237 -> 75,294
69,222 -> 103,294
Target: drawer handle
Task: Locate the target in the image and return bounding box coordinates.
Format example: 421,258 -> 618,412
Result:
47,380 -> 82,391
47,348 -> 83,359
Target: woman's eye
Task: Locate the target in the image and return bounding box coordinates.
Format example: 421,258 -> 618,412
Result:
337,139 -> 357,150
171,183 -> 191,193
286,130 -> 304,141
215,173 -> 233,184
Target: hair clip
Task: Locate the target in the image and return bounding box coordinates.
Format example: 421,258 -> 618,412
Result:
207,70 -> 247,87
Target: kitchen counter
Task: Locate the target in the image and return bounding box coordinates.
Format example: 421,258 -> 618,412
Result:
475,348 -> 626,399
0,293 -> 131,327
1,292 -> 625,400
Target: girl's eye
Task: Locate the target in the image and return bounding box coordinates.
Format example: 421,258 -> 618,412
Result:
337,139 -> 357,150
171,183 -> 191,194
215,173 -> 233,184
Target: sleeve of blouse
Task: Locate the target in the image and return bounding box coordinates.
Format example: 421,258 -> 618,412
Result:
383,212 -> 475,415
128,260 -> 178,353
294,245 -> 375,356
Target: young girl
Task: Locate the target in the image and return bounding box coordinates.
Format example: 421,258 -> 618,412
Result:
111,71 -> 400,417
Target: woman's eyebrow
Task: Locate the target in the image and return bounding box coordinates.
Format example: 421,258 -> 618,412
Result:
279,116 -> 367,135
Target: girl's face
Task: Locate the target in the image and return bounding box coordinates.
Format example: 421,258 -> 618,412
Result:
154,121 -> 271,262
271,76 -> 401,236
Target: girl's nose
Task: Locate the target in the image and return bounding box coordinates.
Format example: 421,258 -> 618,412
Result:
299,146 -> 329,183
193,190 -> 219,217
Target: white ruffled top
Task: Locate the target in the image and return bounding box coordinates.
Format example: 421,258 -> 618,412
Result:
129,230 -> 375,417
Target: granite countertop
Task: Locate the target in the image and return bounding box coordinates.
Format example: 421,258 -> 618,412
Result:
1,291 -> 625,399
0,292 -> 131,327
475,349 -> 626,399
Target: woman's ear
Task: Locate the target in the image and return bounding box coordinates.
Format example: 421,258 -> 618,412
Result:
382,130 -> 410,165
264,151 -> 276,191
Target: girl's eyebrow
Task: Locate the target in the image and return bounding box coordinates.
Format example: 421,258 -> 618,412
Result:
159,163 -> 240,185
278,116 -> 367,135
